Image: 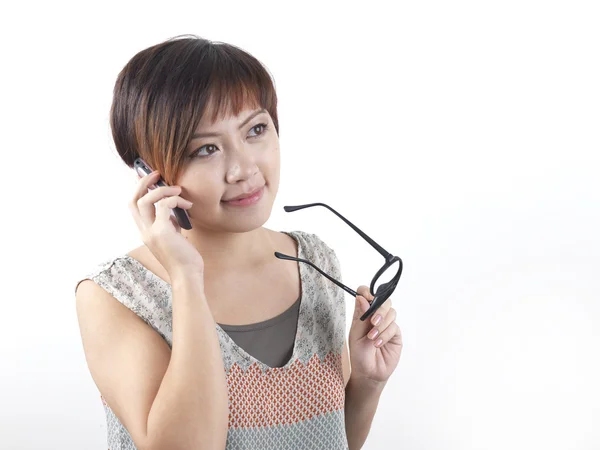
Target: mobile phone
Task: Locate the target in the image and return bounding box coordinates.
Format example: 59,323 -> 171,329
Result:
133,157 -> 193,230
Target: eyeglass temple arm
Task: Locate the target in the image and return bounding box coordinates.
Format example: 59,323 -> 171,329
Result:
284,203 -> 391,260
274,252 -> 358,298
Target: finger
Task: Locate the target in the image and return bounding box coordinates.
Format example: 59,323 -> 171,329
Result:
352,294 -> 371,322
169,213 -> 182,233
132,170 -> 161,199
353,285 -> 373,321
356,285 -> 393,307
356,285 -> 375,303
372,321 -> 401,348
357,284 -> 393,326
369,297 -> 393,327
155,196 -> 193,230
129,171 -> 161,230
137,185 -> 184,229
367,307 -> 397,341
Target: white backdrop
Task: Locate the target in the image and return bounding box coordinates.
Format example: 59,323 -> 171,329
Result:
1,1 -> 599,449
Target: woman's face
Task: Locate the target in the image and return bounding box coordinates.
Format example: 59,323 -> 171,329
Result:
176,104 -> 280,233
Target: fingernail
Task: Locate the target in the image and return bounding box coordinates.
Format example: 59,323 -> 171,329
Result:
368,328 -> 379,340
375,338 -> 383,347
373,315 -> 382,326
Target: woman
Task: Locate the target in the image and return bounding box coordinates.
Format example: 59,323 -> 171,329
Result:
75,34 -> 402,450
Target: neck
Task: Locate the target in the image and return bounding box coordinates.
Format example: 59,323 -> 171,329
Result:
181,226 -> 277,275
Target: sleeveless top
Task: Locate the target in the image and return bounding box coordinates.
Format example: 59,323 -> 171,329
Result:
218,293 -> 301,368
74,230 -> 349,450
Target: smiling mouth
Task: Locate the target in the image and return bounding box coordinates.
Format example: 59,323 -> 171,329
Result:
222,184 -> 266,202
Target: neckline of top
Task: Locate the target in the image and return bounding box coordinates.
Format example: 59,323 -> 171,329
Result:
120,230 -> 307,371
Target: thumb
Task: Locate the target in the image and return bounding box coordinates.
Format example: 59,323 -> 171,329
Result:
349,294 -> 372,341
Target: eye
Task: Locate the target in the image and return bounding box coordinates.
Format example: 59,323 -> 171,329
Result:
190,144 -> 218,158
190,123 -> 269,159
249,122 -> 268,137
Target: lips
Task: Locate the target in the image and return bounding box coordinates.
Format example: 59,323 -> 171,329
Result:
223,185 -> 265,202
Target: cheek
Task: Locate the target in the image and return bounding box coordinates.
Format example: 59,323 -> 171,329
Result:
179,172 -> 221,203
265,146 -> 280,174
266,148 -> 280,190
255,139 -> 279,170
266,139 -> 280,162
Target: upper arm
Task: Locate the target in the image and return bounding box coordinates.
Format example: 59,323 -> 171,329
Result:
342,337 -> 351,388
75,279 -> 171,449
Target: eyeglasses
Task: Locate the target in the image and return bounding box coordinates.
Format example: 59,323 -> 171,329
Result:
274,203 -> 403,321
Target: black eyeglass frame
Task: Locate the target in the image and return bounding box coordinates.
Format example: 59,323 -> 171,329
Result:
274,203 -> 403,321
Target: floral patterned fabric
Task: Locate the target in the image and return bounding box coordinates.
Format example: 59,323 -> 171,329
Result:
75,230 -> 349,450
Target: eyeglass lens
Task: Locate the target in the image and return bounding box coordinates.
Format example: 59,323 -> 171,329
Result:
373,259 -> 402,295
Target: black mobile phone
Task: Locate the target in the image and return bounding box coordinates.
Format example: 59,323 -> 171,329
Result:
133,157 -> 193,230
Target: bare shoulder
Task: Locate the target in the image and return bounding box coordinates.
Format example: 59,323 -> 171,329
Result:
75,251 -> 171,449
125,244 -> 148,263
273,229 -> 299,257
125,244 -> 171,284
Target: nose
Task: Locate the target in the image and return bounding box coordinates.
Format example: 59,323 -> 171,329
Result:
225,143 -> 259,183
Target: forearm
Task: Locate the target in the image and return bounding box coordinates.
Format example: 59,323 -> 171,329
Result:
146,274 -> 229,450
344,375 -> 386,450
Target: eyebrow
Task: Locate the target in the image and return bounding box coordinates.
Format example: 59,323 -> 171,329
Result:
191,108 -> 267,140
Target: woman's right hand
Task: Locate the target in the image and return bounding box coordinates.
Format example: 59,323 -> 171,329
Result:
129,170 -> 205,281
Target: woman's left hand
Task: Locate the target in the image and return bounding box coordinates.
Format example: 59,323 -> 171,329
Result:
348,285 -> 403,385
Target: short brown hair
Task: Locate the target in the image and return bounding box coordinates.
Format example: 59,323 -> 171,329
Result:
109,34 -> 279,185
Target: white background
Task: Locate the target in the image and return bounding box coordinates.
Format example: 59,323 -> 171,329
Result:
1,0 -> 599,449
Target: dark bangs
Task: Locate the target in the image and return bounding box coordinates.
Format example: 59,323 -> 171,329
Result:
201,42 -> 278,127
